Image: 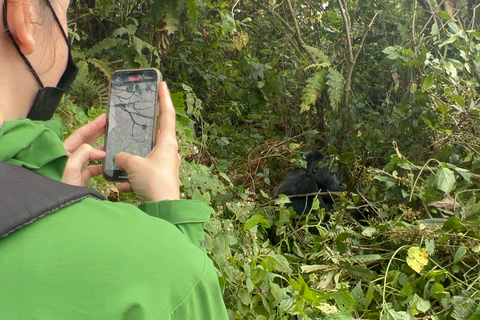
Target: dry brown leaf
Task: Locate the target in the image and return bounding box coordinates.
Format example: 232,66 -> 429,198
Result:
428,195 -> 458,211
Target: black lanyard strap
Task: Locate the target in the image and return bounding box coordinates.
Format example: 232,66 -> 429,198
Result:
0,163 -> 105,238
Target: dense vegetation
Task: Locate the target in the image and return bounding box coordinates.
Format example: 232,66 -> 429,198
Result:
61,0 -> 480,318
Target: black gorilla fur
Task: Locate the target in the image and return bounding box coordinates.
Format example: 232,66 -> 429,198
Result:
273,150 -> 342,215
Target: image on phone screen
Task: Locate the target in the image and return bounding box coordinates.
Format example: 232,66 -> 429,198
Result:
104,72 -> 158,176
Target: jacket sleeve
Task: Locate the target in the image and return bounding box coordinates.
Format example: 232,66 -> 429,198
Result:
138,200 -> 212,252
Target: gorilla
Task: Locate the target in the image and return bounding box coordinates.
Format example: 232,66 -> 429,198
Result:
269,150 -> 341,244
273,150 -> 341,215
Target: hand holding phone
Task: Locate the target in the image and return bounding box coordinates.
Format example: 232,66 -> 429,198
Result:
114,82 -> 181,202
62,113 -> 107,187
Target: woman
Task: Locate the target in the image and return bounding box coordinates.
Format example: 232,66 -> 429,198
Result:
0,0 -> 228,318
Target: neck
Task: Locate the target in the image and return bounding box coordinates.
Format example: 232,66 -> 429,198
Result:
0,47 -> 38,122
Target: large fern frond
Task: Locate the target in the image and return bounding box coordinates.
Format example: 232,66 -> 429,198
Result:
326,68 -> 345,111
70,61 -> 109,111
300,69 -> 327,113
303,45 -> 330,64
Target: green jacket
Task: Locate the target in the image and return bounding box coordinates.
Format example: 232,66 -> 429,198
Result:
0,119 -> 228,320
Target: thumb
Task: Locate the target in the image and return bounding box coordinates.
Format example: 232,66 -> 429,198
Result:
114,152 -> 134,171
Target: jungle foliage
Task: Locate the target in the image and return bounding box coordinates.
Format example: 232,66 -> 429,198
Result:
61,0 -> 480,318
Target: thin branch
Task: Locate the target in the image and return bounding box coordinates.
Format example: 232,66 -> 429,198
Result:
413,0 -> 418,46
337,0 -> 353,63
353,12 -> 379,66
285,0 -> 318,64
231,0 -> 241,25
342,11 -> 379,115
469,3 -> 480,30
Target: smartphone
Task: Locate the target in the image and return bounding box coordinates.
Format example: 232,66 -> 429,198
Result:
102,68 -> 162,181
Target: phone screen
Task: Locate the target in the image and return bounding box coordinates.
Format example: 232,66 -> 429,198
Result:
103,69 -> 160,180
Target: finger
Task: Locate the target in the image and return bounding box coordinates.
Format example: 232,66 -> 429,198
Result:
117,182 -> 133,193
114,152 -> 137,171
80,164 -> 103,183
63,114 -> 107,154
157,82 -> 176,141
67,144 -> 106,171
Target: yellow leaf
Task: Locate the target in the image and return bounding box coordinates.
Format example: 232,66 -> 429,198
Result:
406,246 -> 429,274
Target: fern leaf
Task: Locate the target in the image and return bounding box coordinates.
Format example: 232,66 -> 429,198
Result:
70,61 -> 109,110
351,254 -> 383,264
300,70 -> 327,113
305,62 -> 330,71
303,45 -> 330,64
326,68 -> 345,111
187,0 -> 198,25
87,58 -> 112,78
343,265 -> 376,281
85,37 -> 126,57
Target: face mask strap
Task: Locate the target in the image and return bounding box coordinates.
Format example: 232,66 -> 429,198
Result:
43,0 -> 70,45
2,0 -> 44,88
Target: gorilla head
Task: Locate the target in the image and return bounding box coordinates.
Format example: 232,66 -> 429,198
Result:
306,150 -> 325,175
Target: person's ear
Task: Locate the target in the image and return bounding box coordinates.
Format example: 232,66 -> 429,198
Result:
6,0 -> 35,55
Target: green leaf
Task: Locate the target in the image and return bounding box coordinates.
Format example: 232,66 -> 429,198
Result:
301,264 -> 330,273
304,45 -> 330,63
383,46 -> 400,60
431,23 -> 439,36
262,254 -> 292,274
447,22 -> 459,34
112,24 -> 137,37
410,83 -> 417,94
186,0 -> 198,25
467,303 -> 480,320
452,296 -> 476,319
328,312 -> 355,320
343,265 -> 375,280
452,94 -> 465,107
351,254 -> 382,264
244,214 -> 270,230
439,10 -> 451,20
440,35 -> 458,47
400,282 -> 413,296
365,283 -> 375,305
382,310 -> 413,320
454,246 -> 467,263
336,233 -> 351,254
453,167 -> 472,181
430,282 -> 446,300
425,239 -> 435,255
151,0 -> 188,25
300,70 -> 326,112
270,282 -> 287,301
87,58 -> 112,78
85,38 -> 123,56
410,294 -> 431,313
326,68 -> 345,111
442,217 -> 467,231
339,152 -> 356,165
132,36 -> 153,67
422,73 -> 434,91
332,288 -> 355,312
434,167 -> 455,194
362,227 -> 377,237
